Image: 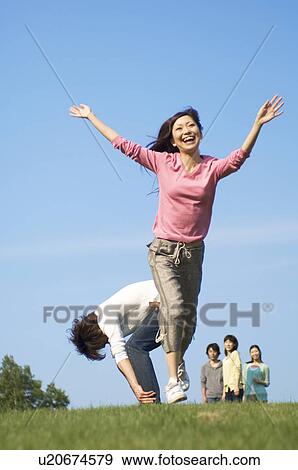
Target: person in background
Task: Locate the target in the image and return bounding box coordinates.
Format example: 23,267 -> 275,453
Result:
242,345 -> 270,402
222,335 -> 243,402
201,343 -> 223,403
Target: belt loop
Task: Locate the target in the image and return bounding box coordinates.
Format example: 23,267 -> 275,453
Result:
156,238 -> 162,252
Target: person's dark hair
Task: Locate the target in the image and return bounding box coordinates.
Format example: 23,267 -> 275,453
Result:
224,334 -> 239,356
206,343 -> 221,356
148,107 -> 203,153
246,344 -> 263,364
68,312 -> 108,361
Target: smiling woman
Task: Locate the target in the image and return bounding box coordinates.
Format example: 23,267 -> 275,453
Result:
69,95 -> 284,405
148,108 -> 204,173
242,344 -> 270,402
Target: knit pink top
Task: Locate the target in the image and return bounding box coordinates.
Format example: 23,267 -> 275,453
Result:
112,136 -> 250,243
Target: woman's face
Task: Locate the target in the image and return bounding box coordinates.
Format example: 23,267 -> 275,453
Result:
224,339 -> 234,352
171,115 -> 202,154
250,347 -> 260,361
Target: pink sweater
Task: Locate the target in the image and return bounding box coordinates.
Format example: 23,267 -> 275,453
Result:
112,136 -> 250,243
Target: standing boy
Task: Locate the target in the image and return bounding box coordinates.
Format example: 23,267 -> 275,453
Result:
201,343 -> 223,403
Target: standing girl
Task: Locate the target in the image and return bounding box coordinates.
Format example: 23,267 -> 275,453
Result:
243,345 -> 270,402
222,335 -> 243,402
70,96 -> 283,403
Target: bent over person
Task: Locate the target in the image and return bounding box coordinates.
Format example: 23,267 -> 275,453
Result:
69,280 -> 161,403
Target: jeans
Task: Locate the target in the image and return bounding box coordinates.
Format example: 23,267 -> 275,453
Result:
207,397 -> 221,403
126,307 -> 161,403
225,388 -> 244,402
147,237 -> 205,353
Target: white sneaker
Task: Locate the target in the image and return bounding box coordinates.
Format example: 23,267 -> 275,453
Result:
177,360 -> 190,391
165,381 -> 187,404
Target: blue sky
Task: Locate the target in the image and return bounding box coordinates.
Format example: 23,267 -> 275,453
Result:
1,0 -> 297,408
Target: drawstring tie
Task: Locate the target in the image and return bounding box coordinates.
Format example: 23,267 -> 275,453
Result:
173,241 -> 192,265
155,328 -> 167,344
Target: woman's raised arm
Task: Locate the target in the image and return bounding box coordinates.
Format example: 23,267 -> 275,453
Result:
69,104 -> 119,142
241,95 -> 284,155
69,104 -> 159,173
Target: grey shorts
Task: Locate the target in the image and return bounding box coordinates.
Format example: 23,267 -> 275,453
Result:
147,237 -> 205,353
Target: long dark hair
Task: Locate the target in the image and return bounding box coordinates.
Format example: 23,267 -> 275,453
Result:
246,344 -> 263,364
148,107 -> 203,153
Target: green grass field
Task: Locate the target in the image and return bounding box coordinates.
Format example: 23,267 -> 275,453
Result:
1,403 -> 297,450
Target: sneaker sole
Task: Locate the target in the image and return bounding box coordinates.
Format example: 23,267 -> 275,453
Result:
167,393 -> 187,404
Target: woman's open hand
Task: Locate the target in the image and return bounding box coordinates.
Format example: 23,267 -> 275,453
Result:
255,95 -> 284,126
69,103 -> 92,119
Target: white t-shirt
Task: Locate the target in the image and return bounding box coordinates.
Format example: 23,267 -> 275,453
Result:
94,280 -> 159,364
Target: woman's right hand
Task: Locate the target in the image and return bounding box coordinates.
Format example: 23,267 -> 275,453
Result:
69,103 -> 92,119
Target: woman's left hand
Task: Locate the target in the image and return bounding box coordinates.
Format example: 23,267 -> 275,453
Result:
255,95 -> 284,126
253,377 -> 262,384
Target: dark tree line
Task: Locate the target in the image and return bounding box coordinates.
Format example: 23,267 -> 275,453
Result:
0,355 -> 69,410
